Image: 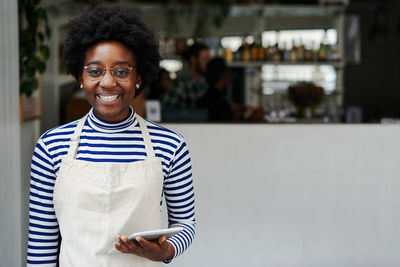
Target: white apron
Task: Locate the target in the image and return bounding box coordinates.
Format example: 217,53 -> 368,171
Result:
54,114 -> 164,267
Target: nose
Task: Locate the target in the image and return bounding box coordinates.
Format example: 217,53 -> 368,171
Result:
99,69 -> 117,88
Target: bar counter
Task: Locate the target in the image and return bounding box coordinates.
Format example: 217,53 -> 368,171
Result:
163,123 -> 400,267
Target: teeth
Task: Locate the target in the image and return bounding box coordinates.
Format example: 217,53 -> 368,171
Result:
98,95 -> 119,102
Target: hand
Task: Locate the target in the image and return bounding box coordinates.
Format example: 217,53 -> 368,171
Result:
114,235 -> 175,262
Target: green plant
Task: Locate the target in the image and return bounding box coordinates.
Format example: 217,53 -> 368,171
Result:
19,0 -> 52,96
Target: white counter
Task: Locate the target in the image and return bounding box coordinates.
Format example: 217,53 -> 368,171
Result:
165,124 -> 400,267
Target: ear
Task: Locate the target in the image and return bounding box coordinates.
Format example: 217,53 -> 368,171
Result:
136,75 -> 142,88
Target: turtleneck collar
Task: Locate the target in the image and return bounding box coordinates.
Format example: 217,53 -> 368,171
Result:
86,106 -> 138,133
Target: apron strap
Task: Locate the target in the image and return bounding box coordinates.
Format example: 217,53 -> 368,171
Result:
67,114 -> 88,159
136,115 -> 156,159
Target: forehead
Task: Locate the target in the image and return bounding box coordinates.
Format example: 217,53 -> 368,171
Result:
84,41 -> 135,65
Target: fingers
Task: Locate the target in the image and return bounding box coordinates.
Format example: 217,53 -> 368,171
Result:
116,235 -> 144,255
118,236 -> 131,252
135,236 -> 151,249
158,235 -> 167,245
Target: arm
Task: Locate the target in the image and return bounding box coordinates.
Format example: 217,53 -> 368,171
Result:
27,138 -> 59,266
115,139 -> 196,263
163,139 -> 196,262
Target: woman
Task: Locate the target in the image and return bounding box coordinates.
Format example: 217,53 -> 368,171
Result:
27,5 -> 195,266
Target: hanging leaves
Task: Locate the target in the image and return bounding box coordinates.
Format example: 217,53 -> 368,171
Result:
19,0 -> 52,96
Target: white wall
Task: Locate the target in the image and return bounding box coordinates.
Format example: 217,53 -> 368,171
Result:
0,0 -> 23,266
165,124 -> 400,267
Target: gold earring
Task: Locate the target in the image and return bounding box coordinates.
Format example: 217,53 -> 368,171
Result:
136,84 -> 140,89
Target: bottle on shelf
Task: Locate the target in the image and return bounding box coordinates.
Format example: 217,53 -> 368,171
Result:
304,41 -> 313,62
242,37 -> 251,62
290,40 -> 297,62
250,39 -> 259,61
234,43 -> 243,61
224,47 -> 234,62
265,41 -> 273,61
311,41 -> 319,62
296,39 -> 305,62
271,42 -> 282,62
282,41 -> 291,62
217,40 -> 225,58
318,31 -> 329,61
257,36 -> 265,61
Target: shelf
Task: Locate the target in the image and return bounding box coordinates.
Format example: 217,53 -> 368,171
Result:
41,2 -> 346,18
227,61 -> 345,68
230,4 -> 346,18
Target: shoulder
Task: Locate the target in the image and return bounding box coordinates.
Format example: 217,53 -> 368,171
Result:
39,119 -> 80,143
145,119 -> 185,146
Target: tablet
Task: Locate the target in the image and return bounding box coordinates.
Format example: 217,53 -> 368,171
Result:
107,227 -> 183,254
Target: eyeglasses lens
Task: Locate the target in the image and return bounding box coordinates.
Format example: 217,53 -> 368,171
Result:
85,65 -> 132,81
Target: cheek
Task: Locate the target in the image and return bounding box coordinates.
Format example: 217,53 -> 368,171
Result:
83,84 -> 97,99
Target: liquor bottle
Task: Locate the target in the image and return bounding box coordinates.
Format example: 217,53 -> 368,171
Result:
235,38 -> 244,61
318,31 -> 328,61
217,40 -> 225,58
272,42 -> 281,62
297,39 -> 305,62
283,41 -> 291,62
250,39 -> 259,61
290,40 -> 297,62
242,38 -> 251,62
304,41 -> 313,62
265,41 -> 272,61
224,47 -> 234,62
311,41 -> 319,62
258,37 -> 265,61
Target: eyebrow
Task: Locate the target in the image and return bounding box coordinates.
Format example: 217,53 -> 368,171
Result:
86,61 -> 133,66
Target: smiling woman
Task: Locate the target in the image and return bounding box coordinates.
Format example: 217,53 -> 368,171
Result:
27,5 -> 196,267
81,41 -> 139,122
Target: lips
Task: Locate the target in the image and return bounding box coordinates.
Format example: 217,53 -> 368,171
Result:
97,94 -> 120,102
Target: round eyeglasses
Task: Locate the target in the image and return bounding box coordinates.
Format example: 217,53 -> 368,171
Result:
83,64 -> 135,81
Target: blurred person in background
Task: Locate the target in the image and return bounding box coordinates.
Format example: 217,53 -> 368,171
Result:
147,68 -> 172,101
198,57 -> 264,122
162,41 -> 210,108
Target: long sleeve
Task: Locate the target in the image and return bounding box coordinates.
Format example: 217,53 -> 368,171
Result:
27,138 -> 59,266
164,139 -> 196,262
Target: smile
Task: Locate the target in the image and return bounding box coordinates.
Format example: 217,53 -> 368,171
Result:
97,94 -> 120,102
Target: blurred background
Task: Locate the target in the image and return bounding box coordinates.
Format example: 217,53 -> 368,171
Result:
18,0 -> 400,129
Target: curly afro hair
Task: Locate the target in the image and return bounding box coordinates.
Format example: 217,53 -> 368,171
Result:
62,5 -> 160,97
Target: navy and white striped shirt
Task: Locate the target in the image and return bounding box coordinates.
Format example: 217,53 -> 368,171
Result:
27,107 -> 196,266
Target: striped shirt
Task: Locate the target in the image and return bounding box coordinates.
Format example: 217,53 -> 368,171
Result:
27,107 -> 196,266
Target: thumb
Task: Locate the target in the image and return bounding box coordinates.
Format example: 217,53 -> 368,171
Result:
158,235 -> 167,245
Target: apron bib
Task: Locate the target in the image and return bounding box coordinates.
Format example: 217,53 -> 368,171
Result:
54,114 -> 164,267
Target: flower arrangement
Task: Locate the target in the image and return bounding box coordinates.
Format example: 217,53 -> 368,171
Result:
287,81 -> 324,118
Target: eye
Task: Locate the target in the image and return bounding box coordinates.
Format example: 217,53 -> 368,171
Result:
86,66 -> 103,77
113,67 -> 130,78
